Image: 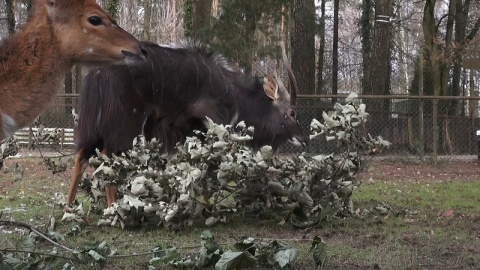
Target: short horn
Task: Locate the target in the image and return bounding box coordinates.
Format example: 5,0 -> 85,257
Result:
280,42 -> 298,105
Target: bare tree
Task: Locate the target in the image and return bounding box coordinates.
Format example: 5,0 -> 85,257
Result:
316,0 -> 326,94
369,0 -> 393,96
193,0 -> 213,38
423,0 -> 441,159
450,0 -> 480,115
104,0 -> 120,18
365,0 -> 393,136
143,0 -> 152,41
291,0 -> 315,94
360,0 -> 373,95
6,0 -> 15,34
332,0 -> 339,101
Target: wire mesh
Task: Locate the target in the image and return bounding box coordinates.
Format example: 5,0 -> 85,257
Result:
15,95 -> 480,162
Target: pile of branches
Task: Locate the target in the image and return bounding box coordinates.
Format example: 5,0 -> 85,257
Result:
0,124 -> 69,174
0,136 -> 19,168
70,96 -> 390,229
0,220 -> 327,269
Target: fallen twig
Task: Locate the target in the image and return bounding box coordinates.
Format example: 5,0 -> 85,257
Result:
0,220 -> 74,253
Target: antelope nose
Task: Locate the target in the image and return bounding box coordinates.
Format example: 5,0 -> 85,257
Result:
122,50 -> 137,57
121,42 -> 147,60
302,140 -> 308,147
304,135 -> 310,145
121,44 -> 147,63
299,135 -> 309,147
122,47 -> 146,58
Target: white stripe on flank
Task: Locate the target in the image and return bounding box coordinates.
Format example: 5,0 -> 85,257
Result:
230,111 -> 239,127
2,113 -> 18,138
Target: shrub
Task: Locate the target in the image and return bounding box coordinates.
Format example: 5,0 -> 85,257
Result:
73,96 -> 390,229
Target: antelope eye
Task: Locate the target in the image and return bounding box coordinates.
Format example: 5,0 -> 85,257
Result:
289,110 -> 296,118
88,16 -> 103,26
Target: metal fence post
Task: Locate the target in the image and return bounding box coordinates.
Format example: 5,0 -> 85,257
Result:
432,98 -> 438,164
477,129 -> 480,160
418,50 -> 424,161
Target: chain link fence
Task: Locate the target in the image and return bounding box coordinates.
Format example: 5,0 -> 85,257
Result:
283,95 -> 480,162
13,94 -> 480,162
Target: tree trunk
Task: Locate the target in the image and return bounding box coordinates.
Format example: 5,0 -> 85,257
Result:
26,0 -> 33,12
369,0 -> 392,96
193,0 -> 213,39
64,68 -> 73,116
316,0 -> 326,94
450,0 -> 480,115
292,0 -> 316,94
450,0 -> 470,115
104,0 -> 120,18
6,0 -> 15,34
331,0 -> 339,102
184,0 -> 212,40
360,0 -> 373,95
424,0 -> 441,161
184,0 -> 194,37
423,0 -> 441,95
396,1 -> 408,94
443,0 -> 456,93
143,0 -> 152,41
367,0 -> 392,137
243,4 -> 256,75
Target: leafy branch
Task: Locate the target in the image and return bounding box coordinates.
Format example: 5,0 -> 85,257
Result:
68,95 -> 390,230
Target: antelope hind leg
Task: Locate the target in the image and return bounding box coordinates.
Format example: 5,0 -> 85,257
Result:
66,148 -> 89,210
99,149 -> 118,207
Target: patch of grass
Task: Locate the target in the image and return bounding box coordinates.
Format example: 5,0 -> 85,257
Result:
319,178 -> 480,269
354,180 -> 480,214
2,158 -> 480,269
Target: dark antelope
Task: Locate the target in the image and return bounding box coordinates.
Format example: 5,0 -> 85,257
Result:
67,41 -> 308,206
0,0 -> 145,141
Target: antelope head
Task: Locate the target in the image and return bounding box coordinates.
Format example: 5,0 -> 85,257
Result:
34,0 -> 146,66
262,73 -> 307,148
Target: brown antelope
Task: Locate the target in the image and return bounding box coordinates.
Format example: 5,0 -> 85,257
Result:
0,0 -> 146,141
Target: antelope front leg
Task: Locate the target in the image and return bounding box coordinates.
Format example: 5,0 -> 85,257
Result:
105,184 -> 117,206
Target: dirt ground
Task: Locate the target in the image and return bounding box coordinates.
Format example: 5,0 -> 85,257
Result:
358,159 -> 480,183
2,154 -> 480,269
2,153 -> 480,195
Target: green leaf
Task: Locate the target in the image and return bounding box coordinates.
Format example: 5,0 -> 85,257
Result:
0,261 -> 13,270
201,230 -> 214,242
17,235 -> 35,250
150,247 -> 182,265
201,231 -> 221,254
267,247 -> 298,268
169,258 -> 195,268
47,231 -> 65,242
233,237 -> 256,256
215,251 -> 257,270
345,92 -> 358,102
88,250 -> 106,261
123,194 -> 146,209
1,254 -> 21,269
311,236 -> 327,270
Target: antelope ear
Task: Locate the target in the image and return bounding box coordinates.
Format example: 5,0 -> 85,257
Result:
263,76 -> 279,101
46,0 -> 57,15
33,0 -> 56,17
